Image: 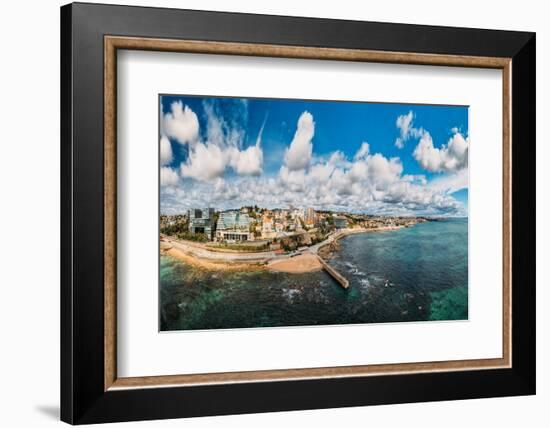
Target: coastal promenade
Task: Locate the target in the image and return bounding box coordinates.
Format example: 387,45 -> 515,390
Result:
162,237 -> 280,263
162,227 -> 363,264
162,223 -> 412,274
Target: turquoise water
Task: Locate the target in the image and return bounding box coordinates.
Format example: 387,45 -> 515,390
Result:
160,218 -> 468,331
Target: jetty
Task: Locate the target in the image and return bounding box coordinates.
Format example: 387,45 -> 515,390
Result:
316,255 -> 349,289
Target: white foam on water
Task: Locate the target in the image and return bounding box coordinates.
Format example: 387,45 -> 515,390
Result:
281,288 -> 302,302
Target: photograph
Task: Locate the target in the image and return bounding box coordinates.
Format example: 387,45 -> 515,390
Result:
159,95 -> 469,331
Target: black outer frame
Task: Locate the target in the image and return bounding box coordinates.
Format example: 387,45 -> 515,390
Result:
60,2 -> 535,424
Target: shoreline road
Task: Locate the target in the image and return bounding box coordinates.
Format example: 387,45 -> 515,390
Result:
308,228 -> 373,255
164,237 -> 284,263
163,226 -> 404,264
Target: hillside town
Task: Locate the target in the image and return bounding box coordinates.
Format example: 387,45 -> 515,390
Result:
160,206 -> 429,253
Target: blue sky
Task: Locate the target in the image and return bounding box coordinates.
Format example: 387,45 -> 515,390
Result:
160,95 -> 469,216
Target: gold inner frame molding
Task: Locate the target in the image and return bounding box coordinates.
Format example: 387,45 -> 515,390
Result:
104,35 -> 512,391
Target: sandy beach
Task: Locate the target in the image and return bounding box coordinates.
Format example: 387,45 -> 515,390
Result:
164,245 -> 323,273
267,254 -> 322,273
162,245 -> 265,272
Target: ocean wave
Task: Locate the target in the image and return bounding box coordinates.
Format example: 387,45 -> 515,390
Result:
342,261 -> 367,277
359,278 -> 371,288
281,288 -> 302,302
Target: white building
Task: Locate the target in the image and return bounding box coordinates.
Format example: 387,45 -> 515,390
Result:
215,211 -> 253,242
261,215 -> 276,239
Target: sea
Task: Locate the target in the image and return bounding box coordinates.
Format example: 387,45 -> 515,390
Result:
160,218 -> 468,331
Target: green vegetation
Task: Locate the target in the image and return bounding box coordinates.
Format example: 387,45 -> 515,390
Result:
313,231 -> 327,244
160,220 -> 209,242
160,222 -> 188,236
280,235 -> 300,252
208,242 -> 270,252
175,231 -> 209,242
280,240 -> 297,252
318,223 -> 335,235
249,221 -> 262,238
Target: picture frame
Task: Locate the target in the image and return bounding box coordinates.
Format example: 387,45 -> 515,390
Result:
60,2 -> 535,424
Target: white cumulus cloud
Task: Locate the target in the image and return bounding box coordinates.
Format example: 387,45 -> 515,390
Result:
160,166 -> 179,187
413,131 -> 468,173
226,144 -> 263,176
366,153 -> 403,188
394,111 -> 427,149
181,142 -> 263,181
180,143 -> 226,181
160,135 -> 173,166
284,111 -> 314,171
163,101 -> 199,145
174,101 -> 264,181
163,143 -> 466,216
354,141 -> 370,160
395,111 -> 415,148
429,168 -> 469,194
279,165 -> 307,192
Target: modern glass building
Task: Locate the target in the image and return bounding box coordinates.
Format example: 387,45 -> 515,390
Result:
188,208 -> 215,239
215,211 -> 253,242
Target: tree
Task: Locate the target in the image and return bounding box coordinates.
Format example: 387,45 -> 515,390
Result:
160,221 -> 189,236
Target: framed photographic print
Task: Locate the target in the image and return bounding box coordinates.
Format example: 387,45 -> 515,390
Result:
60,2 -> 536,424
